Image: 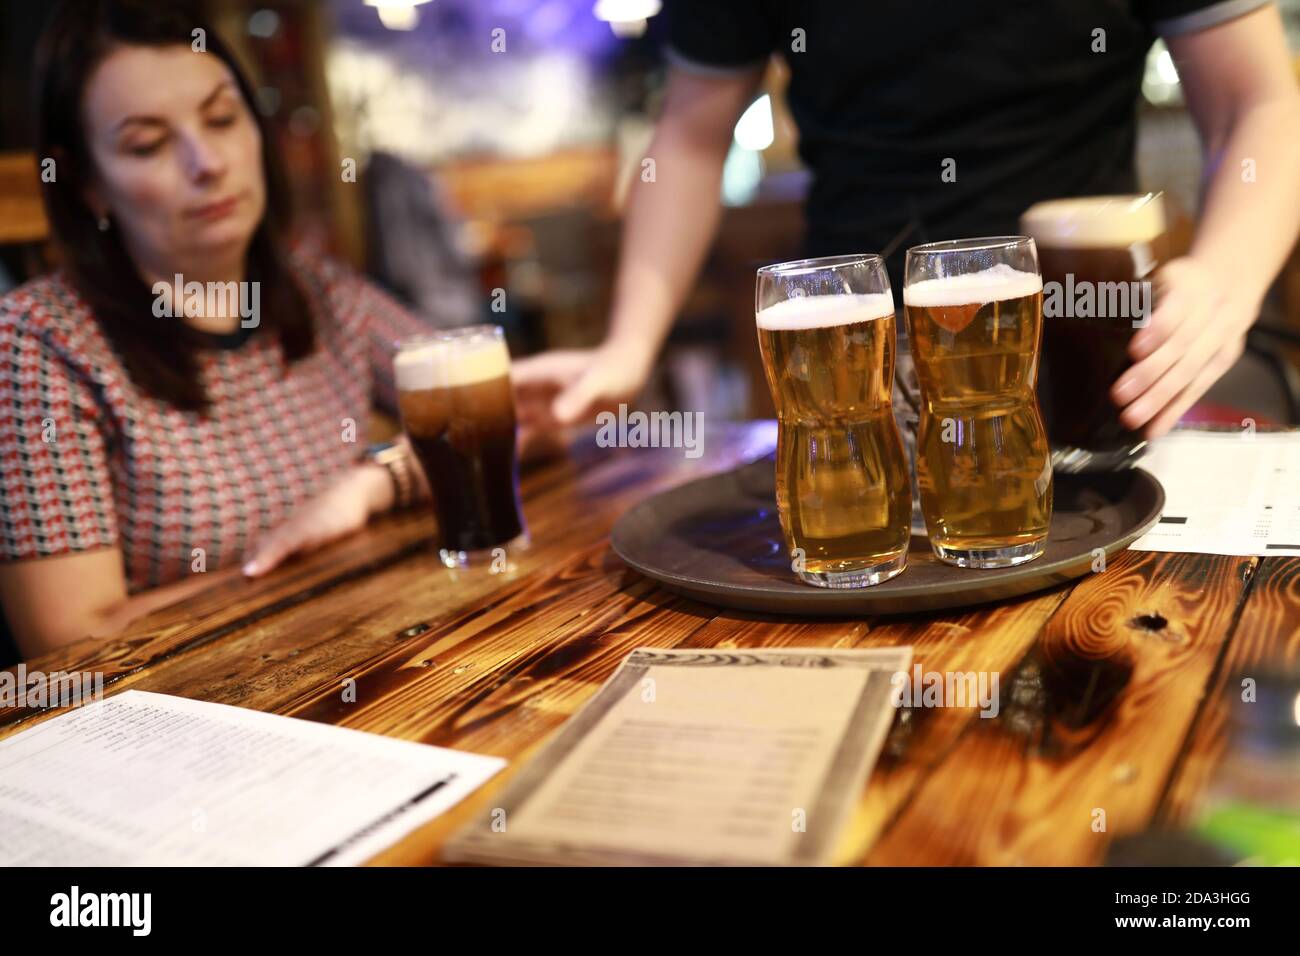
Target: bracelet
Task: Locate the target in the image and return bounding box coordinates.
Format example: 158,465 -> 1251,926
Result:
368,442 -> 416,511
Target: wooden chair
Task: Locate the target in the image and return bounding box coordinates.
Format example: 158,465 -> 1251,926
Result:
0,151 -> 47,245
0,151 -> 53,288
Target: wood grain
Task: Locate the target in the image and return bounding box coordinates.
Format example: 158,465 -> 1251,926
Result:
865,550 -> 1257,865
0,426 -> 764,735
1,422 -> 1293,868
1156,556 -> 1300,825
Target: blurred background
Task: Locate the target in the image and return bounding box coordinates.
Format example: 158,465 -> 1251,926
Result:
2,0 -> 1299,426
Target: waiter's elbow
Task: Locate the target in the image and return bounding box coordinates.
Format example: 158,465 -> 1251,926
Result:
657,67 -> 764,160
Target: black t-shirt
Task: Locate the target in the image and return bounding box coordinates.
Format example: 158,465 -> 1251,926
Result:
668,0 -> 1267,280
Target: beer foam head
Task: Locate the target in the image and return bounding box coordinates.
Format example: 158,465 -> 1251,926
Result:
394,330 -> 510,390
1021,194 -> 1165,248
903,263 -> 1042,308
755,292 -> 895,331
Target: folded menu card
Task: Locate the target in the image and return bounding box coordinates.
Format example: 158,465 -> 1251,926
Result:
0,690 -> 504,866
1129,429 -> 1300,557
444,646 -> 910,866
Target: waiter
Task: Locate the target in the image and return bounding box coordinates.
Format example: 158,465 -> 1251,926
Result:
515,0 -> 1300,449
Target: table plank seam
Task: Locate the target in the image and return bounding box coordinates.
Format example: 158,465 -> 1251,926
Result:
1150,555 -> 1263,825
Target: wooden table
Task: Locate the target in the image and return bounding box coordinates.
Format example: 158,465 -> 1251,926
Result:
3,422 -> 1296,866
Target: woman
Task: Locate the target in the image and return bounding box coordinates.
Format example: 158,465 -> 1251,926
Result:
0,0 -> 436,659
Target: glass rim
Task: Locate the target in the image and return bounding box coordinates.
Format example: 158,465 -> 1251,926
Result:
1022,191 -> 1163,212
757,252 -> 882,277
393,323 -> 504,352
906,235 -> 1035,256
1020,193 -> 1166,247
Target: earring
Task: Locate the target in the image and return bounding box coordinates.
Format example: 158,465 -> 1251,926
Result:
96,215 -> 110,232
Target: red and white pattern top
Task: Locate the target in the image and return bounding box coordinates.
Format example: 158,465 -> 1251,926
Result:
0,250 -> 435,592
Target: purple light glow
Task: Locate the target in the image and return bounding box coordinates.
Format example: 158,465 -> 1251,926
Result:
333,0 -> 621,57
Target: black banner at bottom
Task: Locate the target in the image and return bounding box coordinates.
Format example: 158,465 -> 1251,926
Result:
7,865 -> 1289,942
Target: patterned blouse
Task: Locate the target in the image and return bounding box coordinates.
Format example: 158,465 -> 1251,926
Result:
0,250 -> 434,592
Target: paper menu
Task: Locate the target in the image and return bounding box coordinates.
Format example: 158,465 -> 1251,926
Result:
1129,430 -> 1300,557
0,690 -> 504,866
444,646 -> 911,866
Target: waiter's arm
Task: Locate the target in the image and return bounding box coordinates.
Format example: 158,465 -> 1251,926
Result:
1113,2 -> 1300,436
512,66 -> 763,434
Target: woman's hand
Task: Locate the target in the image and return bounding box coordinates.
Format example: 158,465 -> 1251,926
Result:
241,463 -> 393,578
1109,256 -> 1260,439
512,337 -> 658,462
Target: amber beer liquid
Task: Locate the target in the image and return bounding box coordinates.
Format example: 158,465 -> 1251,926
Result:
756,292 -> 911,588
394,327 -> 525,566
904,265 -> 1053,567
1021,194 -> 1168,471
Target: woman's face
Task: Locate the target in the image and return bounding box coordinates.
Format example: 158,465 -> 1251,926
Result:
81,44 -> 266,275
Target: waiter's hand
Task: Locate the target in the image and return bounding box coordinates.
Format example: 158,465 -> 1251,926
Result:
1109,256 -> 1260,439
512,338 -> 657,462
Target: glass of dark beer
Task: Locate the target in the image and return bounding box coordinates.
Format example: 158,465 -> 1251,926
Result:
394,326 -> 527,568
1020,194 -> 1168,472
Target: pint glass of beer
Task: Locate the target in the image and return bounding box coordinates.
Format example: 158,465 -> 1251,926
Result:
903,237 -> 1052,568
755,254 -> 911,588
393,326 -> 526,568
1020,194 -> 1168,472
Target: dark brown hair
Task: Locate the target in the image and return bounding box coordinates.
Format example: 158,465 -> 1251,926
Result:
34,0 -> 315,412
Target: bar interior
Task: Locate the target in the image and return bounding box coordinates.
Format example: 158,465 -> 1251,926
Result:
1,0 -> 1299,893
